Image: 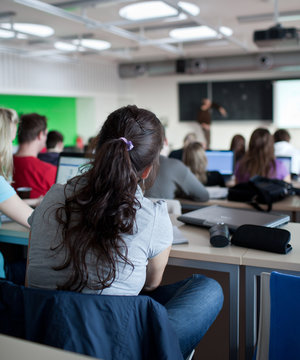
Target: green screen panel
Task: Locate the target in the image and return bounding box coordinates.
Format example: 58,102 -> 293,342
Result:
0,94 -> 77,146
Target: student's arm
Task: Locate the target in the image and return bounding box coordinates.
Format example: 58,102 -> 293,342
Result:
143,245 -> 171,292
0,194 -> 33,228
178,163 -> 209,202
24,196 -> 44,207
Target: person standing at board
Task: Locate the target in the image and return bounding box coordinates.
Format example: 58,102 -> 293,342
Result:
197,98 -> 227,149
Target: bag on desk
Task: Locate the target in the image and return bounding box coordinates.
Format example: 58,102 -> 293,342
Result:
228,176 -> 296,212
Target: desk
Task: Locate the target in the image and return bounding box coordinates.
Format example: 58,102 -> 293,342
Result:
0,222 -> 29,246
242,221 -> 300,360
0,219 -> 244,360
2,220 -> 300,360
179,196 -> 300,222
170,217 -> 246,360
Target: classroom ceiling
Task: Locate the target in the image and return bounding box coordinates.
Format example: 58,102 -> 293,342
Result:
0,0 -> 299,64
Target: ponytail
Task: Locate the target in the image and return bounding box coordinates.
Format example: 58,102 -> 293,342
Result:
54,105 -> 164,292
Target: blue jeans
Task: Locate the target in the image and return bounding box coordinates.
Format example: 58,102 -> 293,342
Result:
149,274 -> 224,359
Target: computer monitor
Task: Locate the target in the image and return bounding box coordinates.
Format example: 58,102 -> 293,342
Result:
205,150 -> 234,176
56,152 -> 91,184
276,156 -> 292,175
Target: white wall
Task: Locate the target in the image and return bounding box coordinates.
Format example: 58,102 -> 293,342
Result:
1,52 -> 300,150
0,53 -> 125,143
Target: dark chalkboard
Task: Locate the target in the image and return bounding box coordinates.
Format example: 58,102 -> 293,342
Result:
178,80 -> 273,121
179,82 -> 208,122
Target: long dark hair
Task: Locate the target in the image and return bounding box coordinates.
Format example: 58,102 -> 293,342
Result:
53,105 -> 164,292
237,128 -> 276,178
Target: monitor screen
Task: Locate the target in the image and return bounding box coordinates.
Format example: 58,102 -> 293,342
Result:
205,150 -> 234,175
56,153 -> 91,184
276,156 -> 292,175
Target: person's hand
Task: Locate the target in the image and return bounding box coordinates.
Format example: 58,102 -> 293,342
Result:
24,196 -> 44,208
201,123 -> 210,130
219,107 -> 227,117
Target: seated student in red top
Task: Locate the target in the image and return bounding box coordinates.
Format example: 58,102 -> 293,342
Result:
13,113 -> 57,198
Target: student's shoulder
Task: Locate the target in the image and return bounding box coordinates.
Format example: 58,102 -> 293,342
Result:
160,155 -> 188,170
35,157 -> 57,171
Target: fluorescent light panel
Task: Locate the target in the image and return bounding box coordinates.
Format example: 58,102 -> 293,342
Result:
170,26 -> 217,40
54,41 -> 78,51
0,29 -> 15,38
178,1 -> 200,16
170,25 -> 233,40
73,39 -> 111,50
119,1 -> 178,21
119,1 -> 200,21
1,23 -> 54,37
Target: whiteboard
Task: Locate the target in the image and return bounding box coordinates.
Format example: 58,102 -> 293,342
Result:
274,79 -> 300,128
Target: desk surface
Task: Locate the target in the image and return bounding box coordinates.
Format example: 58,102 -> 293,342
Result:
0,222 -> 29,237
180,196 -> 300,213
242,222 -> 300,271
1,219 -> 300,271
171,216 -> 246,265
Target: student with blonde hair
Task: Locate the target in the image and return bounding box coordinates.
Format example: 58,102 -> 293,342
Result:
0,108 -> 33,228
183,142 -> 225,187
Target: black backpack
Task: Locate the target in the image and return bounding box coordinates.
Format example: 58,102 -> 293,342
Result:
228,175 -> 298,211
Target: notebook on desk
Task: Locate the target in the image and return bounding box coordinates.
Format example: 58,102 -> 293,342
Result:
177,205 -> 290,232
55,152 -> 91,184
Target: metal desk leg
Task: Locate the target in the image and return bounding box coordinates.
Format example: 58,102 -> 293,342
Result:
168,258 -> 240,360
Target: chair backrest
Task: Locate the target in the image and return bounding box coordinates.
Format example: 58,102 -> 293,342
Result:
255,272 -> 271,360
255,271 -> 300,360
0,280 -> 183,360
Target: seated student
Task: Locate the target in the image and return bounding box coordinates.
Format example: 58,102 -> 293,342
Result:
145,150 -> 209,201
26,105 -> 223,359
38,130 -> 64,166
273,128 -> 300,176
0,108 -> 33,227
183,142 -> 225,187
235,128 -> 291,184
13,113 -> 57,198
230,134 -> 246,170
169,132 -> 197,161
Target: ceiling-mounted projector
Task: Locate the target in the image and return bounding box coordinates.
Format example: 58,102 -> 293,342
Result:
254,24 -> 299,47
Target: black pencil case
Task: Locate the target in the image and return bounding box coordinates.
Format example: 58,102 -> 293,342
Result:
231,224 -> 292,254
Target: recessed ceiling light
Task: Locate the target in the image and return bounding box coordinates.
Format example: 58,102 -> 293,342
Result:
170,26 -> 217,40
178,1 -> 200,16
72,39 -> 111,51
119,1 -> 178,21
0,29 -> 15,38
54,41 -> 78,52
219,26 -> 233,36
1,23 -> 54,37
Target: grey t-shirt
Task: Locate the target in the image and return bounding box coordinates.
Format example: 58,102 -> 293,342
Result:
145,155 -> 209,201
27,183 -> 172,295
